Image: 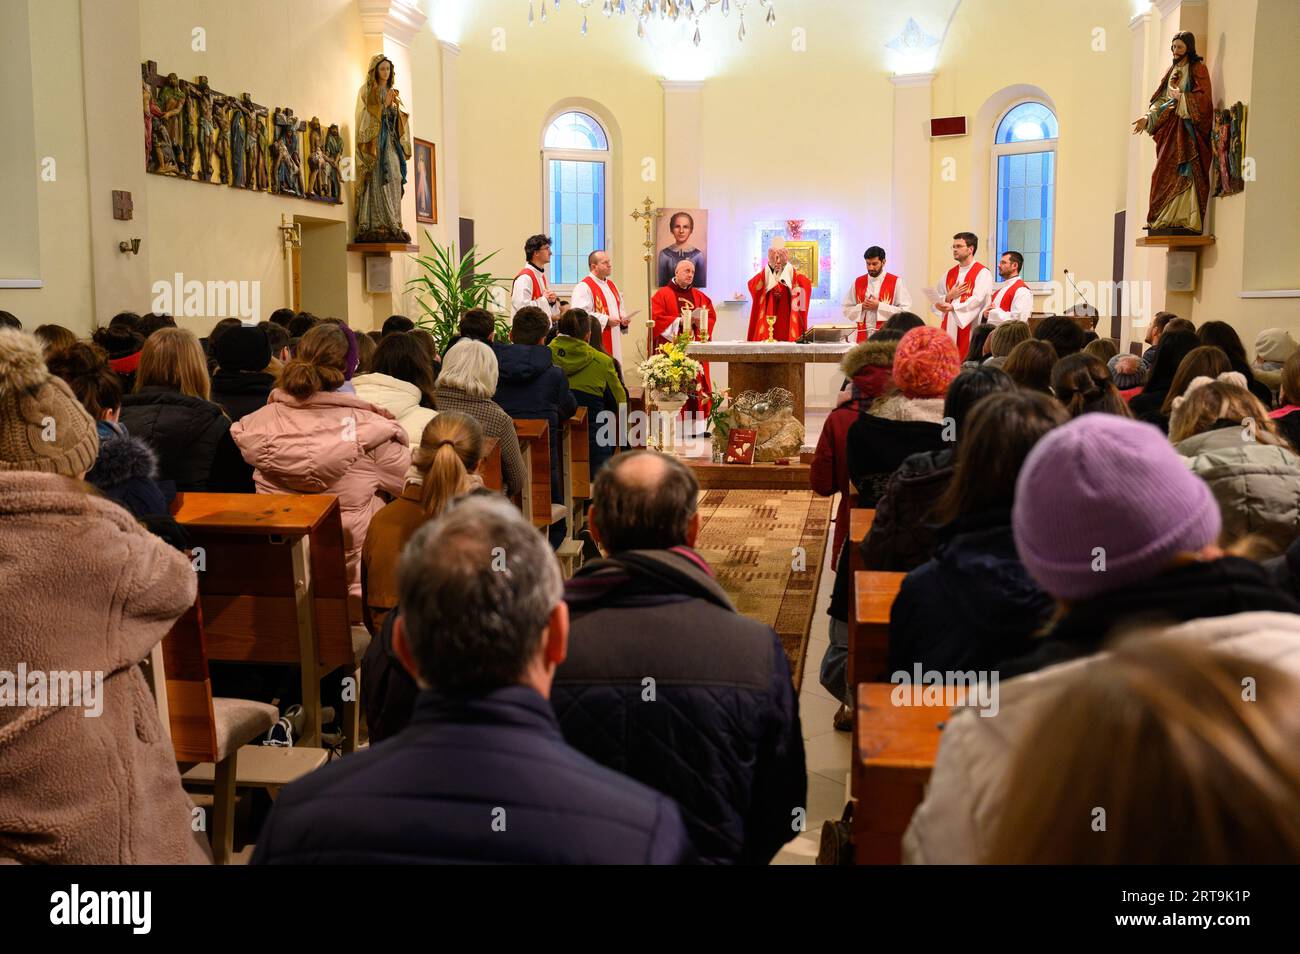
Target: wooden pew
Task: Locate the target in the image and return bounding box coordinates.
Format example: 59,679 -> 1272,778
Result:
160,597 -> 324,863
171,492 -> 363,750
480,437 -> 503,492
554,408 -> 590,575
849,508 -> 875,574
851,681 -> 953,865
626,387 -> 646,448
848,570 -> 905,689
561,406 -> 591,539
512,419 -> 552,529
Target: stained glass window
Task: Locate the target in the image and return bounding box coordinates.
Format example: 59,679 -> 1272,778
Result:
993,102 -> 1058,283
543,111 -> 610,286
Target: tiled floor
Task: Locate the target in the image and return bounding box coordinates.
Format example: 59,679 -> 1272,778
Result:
773,504 -> 849,865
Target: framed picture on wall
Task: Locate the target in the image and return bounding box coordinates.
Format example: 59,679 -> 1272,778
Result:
414,138 -> 437,224
656,208 -> 708,288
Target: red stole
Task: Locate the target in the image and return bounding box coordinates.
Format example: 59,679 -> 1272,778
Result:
581,275 -> 622,353
942,261 -> 987,354
852,272 -> 900,340
997,278 -> 1027,313
515,266 -> 546,301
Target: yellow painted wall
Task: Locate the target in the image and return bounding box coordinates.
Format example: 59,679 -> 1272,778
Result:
1185,0 -> 1294,350
0,0 -> 94,331
138,0 -> 366,332
929,0 -> 1134,313
1191,0 -> 1299,350
452,0 -> 662,354
7,0 -> 1292,352
1239,0 -> 1299,291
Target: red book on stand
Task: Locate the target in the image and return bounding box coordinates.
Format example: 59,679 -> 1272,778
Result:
725,428 -> 757,464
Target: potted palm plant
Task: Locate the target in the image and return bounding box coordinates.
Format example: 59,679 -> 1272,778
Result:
406,232 -> 509,354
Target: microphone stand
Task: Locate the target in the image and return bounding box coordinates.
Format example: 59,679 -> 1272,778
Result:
1063,268 -> 1091,314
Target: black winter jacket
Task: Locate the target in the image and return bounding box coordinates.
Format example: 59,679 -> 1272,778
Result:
846,406 -> 947,507
861,448 -> 955,572
211,370 -> 276,422
998,556 -> 1300,679
120,386 -> 253,492
253,686 -> 693,864
551,547 -> 806,865
492,342 -> 576,502
86,421 -> 188,550
888,510 -> 1052,675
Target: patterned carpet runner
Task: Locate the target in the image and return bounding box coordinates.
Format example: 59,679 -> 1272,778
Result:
692,490 -> 832,690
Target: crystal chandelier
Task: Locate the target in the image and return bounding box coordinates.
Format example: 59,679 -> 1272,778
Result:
528,0 -> 777,45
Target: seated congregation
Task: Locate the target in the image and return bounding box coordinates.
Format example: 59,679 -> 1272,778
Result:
3,301 -> 1300,864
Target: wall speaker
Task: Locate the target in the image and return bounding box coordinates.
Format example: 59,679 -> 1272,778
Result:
1166,249 -> 1197,292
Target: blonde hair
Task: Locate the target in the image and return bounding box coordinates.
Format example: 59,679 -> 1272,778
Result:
411,412 -> 484,516
437,339 -> 498,398
135,327 -> 211,400
1168,379 -> 1282,445
279,323 -> 347,400
1083,337 -> 1119,363
988,321 -> 1031,358
985,634 -> 1300,864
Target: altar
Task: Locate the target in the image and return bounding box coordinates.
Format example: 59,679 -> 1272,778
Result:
684,340 -> 854,424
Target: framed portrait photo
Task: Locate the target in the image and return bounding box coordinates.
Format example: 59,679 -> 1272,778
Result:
656,208 -> 708,289
414,138 -> 437,224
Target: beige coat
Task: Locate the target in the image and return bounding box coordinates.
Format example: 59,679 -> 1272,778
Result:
902,611 -> 1300,864
0,472 -> 211,864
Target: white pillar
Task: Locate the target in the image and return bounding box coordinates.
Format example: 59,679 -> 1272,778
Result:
80,0 -> 150,327
889,73 -> 934,307
661,80 -> 703,208
439,41 -> 461,257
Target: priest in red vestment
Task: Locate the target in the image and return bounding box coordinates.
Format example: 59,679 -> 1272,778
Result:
746,240 -> 812,342
650,259 -> 716,422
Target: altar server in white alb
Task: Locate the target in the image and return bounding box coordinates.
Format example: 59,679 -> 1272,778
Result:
570,249 -> 629,363
931,231 -> 993,355
981,250 -> 1033,325
511,233 -> 558,317
841,245 -> 912,341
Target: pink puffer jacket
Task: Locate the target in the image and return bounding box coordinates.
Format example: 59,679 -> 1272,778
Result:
231,389 -> 411,596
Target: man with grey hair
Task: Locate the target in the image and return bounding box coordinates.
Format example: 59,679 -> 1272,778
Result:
253,496 -> 692,864
551,451 -> 806,864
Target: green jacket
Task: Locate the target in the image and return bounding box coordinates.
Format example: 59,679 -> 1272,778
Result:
548,335 -> 628,404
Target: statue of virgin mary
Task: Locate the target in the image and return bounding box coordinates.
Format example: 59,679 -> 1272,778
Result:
354,54 -> 412,243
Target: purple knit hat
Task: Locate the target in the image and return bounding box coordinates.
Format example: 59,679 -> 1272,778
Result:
339,323 -> 359,380
1012,414 -> 1221,600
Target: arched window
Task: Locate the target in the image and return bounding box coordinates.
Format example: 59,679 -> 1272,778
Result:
991,101 -> 1058,285
543,110 -> 610,288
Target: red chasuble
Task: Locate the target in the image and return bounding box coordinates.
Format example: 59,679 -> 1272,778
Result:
580,276 -> 622,353
941,260 -> 987,355
852,272 -> 900,341
746,269 -> 812,342
650,282 -> 717,419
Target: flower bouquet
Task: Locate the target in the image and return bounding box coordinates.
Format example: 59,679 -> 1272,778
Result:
638,334 -> 704,401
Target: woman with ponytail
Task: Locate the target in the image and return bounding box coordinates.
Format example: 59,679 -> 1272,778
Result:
361,411 -> 486,634
360,412 -> 488,742
1050,353 -> 1132,419
231,322 -> 411,597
